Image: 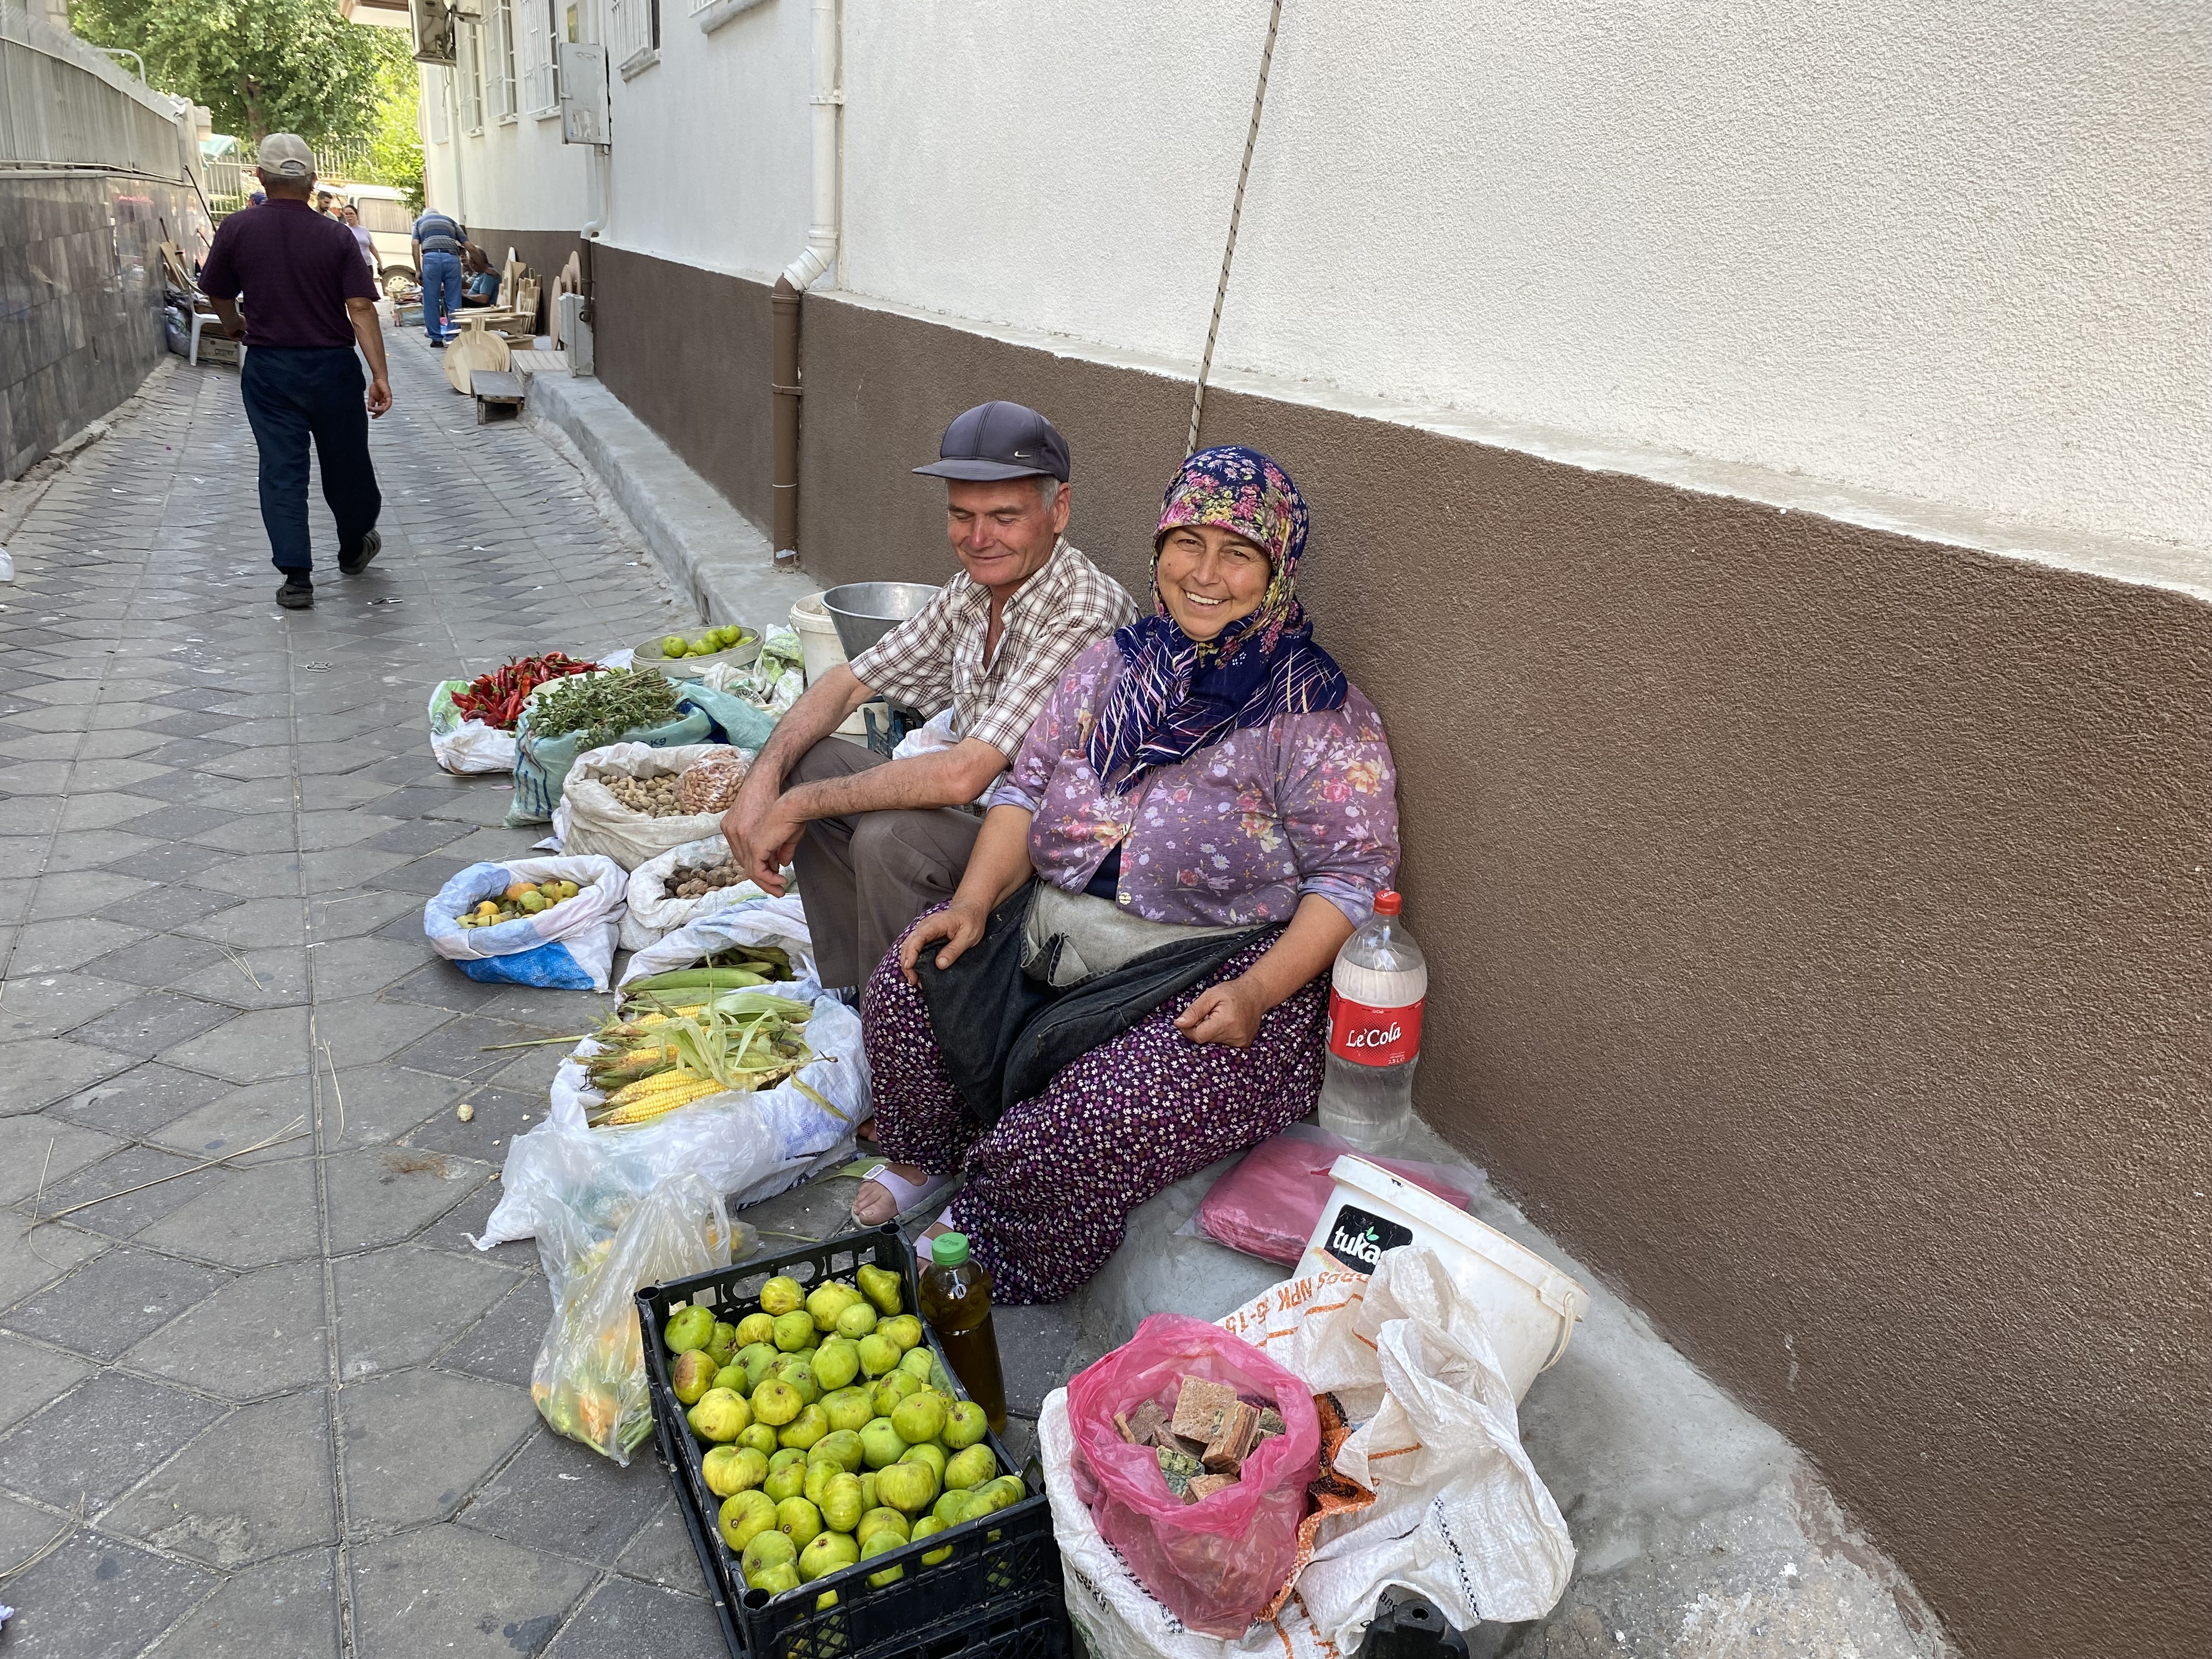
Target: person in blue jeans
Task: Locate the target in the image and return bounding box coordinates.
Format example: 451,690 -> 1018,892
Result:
198,133 -> 392,610
412,205 -> 468,345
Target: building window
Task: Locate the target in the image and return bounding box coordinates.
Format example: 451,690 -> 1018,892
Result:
488,0 -> 518,122
460,21 -> 486,134
520,0 -> 557,115
426,66 -> 451,143
610,0 -> 657,73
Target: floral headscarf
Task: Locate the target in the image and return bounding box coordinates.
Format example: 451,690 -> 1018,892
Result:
1086,446 -> 1347,793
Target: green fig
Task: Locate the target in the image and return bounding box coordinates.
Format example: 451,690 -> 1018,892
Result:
803,1457 -> 839,1508
706,1320 -> 741,1368
942,1400 -> 989,1451
932,1488 -> 981,1526
773,1310 -> 817,1353
855,1506 -> 908,1548
834,1301 -> 879,1340
670,1349 -> 716,1405
974,1474 -> 1027,1512
857,1471 -> 879,1511
874,1457 -> 938,1516
778,1403 -> 829,1451
944,1443 -> 996,1491
860,1527 -> 905,1588
857,1334 -> 901,1379
880,1314 -> 924,1352
821,1386 -> 874,1433
806,1280 -> 861,1333
750,1379 -> 802,1427
799,1529 -> 859,1583
890,1391 -> 946,1446
712,1364 -> 746,1395
719,1487 -> 778,1553
778,1359 -> 821,1406
859,1417 -> 907,1470
820,1471 -> 866,1533
739,1423 -> 780,1458
856,1263 -> 904,1316
759,1276 -> 806,1316
913,1513 -> 953,1566
806,1428 -> 864,1473
869,1372 -> 922,1417
736,1312 -> 777,1347
742,1527 -> 797,1581
810,1338 -> 860,1392
704,1444 -> 769,1497
763,1450 -> 808,1504
690,1388 -> 748,1443
740,1342 -> 781,1390
664,1305 -> 715,1354
750,1561 -> 800,1596
776,1495 -> 822,1549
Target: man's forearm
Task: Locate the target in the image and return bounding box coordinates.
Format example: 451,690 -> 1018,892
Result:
349,302 -> 390,384
781,744 -> 1004,822
208,297 -> 244,337
749,667 -> 868,794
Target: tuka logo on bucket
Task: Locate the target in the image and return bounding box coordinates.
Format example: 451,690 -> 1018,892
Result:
1322,1203 -> 1415,1274
1328,989 -> 1423,1067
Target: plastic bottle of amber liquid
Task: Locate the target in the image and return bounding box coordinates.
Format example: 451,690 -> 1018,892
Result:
918,1232 -> 1008,1433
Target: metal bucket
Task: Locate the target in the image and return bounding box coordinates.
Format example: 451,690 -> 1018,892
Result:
820,582 -> 940,660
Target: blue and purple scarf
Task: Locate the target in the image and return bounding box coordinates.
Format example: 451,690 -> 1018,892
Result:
1086,446 -> 1347,794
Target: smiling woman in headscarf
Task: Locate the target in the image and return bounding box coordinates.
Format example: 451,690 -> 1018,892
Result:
853,446 -> 1402,1303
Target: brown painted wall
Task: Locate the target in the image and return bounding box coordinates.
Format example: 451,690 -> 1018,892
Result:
774,295 -> 2210,1659
590,245 -> 777,533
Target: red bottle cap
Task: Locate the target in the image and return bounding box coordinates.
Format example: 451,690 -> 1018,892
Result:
1373,890 -> 1402,916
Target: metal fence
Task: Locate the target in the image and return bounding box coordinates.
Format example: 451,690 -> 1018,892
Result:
0,0 -> 192,178
204,137 -> 400,218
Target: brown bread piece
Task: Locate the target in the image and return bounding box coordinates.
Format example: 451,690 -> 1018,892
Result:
1186,1472 -> 1238,1500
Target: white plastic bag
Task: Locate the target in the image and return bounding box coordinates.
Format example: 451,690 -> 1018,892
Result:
530,1171 -> 749,1465
551,742 -> 752,870
478,976 -> 864,1252
422,855 -> 628,991
428,680 -> 519,774
620,837 -> 770,951
618,892 -> 816,988
1043,1247 -> 1575,1659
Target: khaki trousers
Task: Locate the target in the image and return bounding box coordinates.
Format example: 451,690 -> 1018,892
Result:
789,737 -> 981,990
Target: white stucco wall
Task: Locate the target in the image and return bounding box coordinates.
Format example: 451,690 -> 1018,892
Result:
840,0 -> 2211,554
419,63 -> 591,235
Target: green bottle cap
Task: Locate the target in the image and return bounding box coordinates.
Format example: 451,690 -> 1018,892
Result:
930,1231 -> 971,1267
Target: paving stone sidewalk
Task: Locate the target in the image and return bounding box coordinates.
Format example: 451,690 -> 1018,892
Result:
0,332 -> 731,1657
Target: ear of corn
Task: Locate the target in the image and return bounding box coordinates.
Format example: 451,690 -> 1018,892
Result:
594,1073 -> 727,1124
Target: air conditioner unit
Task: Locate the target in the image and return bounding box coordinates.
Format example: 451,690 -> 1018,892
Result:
559,42 -> 610,147
410,0 -> 456,64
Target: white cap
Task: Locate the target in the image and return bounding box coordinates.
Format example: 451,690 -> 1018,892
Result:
258,133 -> 314,179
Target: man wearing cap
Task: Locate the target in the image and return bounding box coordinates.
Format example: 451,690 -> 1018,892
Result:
722,402 -> 1135,996
199,133 -> 391,611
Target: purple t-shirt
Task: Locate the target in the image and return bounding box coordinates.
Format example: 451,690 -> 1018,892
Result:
200,199 -> 377,350
985,640 -> 1402,928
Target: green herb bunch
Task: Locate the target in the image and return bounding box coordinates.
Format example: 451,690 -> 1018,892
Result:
527,666 -> 682,749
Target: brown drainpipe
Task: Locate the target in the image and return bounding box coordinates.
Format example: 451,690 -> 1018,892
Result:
771,277 -> 803,556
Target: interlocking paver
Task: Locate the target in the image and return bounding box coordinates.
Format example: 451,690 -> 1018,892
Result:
0,336 -> 703,1655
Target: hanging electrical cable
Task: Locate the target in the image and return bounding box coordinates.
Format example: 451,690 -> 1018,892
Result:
1187,0 -> 1285,458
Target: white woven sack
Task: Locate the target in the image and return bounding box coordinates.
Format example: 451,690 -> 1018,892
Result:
619,837 -> 769,951
1042,1247 -> 1575,1659
551,741 -> 750,869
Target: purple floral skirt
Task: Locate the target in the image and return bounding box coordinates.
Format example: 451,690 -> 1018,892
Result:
861,913 -> 1327,1304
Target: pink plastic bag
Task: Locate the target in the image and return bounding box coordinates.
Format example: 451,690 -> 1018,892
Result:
1066,1313 -> 1321,1639
1197,1126 -> 1475,1265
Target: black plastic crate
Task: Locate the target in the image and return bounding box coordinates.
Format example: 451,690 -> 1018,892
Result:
638,1224 -> 1069,1659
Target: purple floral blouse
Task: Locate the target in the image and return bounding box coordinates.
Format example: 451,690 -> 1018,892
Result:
985,641 -> 1400,927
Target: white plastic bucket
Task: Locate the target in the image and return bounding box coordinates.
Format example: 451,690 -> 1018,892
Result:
1294,1154 -> 1590,1401
792,592 -> 867,737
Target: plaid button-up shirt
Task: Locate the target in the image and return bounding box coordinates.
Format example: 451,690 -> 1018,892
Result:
849,540 -> 1137,761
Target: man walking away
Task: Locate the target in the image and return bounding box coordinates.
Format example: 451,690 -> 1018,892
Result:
411,204 -> 467,346
198,133 -> 392,611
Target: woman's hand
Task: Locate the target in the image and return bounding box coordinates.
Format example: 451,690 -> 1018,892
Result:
900,899 -> 990,985
1175,975 -> 1269,1048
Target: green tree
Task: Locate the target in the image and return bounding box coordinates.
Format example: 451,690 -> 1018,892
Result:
366,53 -> 424,208
70,0 -> 414,143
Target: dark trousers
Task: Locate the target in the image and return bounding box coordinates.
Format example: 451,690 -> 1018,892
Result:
239,346 -> 381,574
788,737 -> 981,991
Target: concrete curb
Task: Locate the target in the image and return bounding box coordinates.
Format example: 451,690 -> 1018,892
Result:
524,370 -> 814,633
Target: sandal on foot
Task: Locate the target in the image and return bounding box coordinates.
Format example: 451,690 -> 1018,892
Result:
851,1163 -> 958,1228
